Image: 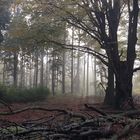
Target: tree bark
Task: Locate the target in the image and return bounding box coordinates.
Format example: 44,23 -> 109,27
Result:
29,55 -> 33,88
45,50 -> 49,88
104,63 -> 115,106
34,50 -> 38,88
114,0 -> 139,109
86,53 -> 89,96
82,54 -> 86,96
19,53 -> 24,88
62,49 -> 65,94
52,53 -> 55,95
76,30 -> 81,94
93,56 -> 96,95
62,27 -> 66,94
114,61 -> 134,109
71,28 -> 74,94
3,60 -> 6,85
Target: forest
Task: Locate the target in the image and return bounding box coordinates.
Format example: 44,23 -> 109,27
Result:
0,0 -> 140,139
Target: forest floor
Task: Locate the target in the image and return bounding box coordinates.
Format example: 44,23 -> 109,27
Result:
0,95 -> 140,139
0,95 -> 104,122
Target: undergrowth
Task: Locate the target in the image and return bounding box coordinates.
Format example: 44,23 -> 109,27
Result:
0,84 -> 50,103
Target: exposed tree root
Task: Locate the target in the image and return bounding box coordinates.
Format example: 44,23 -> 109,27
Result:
0,105 -> 140,139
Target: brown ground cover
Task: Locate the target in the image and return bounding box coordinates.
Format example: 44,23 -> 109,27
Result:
0,95 -> 102,123
0,95 -> 140,140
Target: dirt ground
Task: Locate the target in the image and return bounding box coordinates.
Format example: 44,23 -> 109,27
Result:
0,95 -> 104,123
0,95 -> 140,123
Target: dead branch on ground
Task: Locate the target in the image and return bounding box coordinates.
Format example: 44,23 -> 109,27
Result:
0,105 -> 140,140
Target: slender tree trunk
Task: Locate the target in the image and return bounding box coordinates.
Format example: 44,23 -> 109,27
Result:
29,67 -> 32,88
40,47 -> 44,87
56,66 -> 59,91
76,31 -> 81,94
45,50 -> 49,88
93,56 -> 96,95
34,50 -> 38,87
20,54 -> 24,88
82,54 -> 86,96
13,52 -> 18,87
86,53 -> 89,96
0,30 -> 3,43
52,53 -> 55,95
29,55 -> 33,88
71,28 -> 74,94
3,60 -> 6,85
24,68 -> 27,87
76,50 -> 80,93
62,27 -> 66,94
62,49 -> 65,94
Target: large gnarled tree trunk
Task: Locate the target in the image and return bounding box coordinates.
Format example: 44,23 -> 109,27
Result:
102,0 -> 139,109
114,0 -> 139,109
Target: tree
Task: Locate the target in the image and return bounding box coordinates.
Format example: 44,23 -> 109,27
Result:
49,0 -> 139,108
62,27 -> 67,94
71,27 -> 74,94
0,0 -> 11,43
2,0 -> 66,90
86,53 -> 89,96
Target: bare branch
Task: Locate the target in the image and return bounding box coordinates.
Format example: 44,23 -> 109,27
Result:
46,39 -> 109,66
